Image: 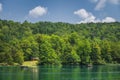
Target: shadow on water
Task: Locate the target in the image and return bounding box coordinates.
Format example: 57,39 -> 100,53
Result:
0,65 -> 120,80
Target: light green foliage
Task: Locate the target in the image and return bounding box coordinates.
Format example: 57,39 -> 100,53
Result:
0,20 -> 120,65
91,42 -> 102,64
76,39 -> 91,64
100,40 -> 112,63
39,40 -> 59,65
61,42 -> 80,64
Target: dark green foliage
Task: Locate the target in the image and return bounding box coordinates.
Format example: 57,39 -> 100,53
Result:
0,19 -> 120,65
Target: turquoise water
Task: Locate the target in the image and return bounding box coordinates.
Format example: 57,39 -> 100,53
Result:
0,65 -> 120,80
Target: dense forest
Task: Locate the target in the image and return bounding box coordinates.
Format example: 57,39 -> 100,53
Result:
0,19 -> 120,65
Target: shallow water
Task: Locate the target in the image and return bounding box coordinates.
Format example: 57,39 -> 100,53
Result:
0,65 -> 120,80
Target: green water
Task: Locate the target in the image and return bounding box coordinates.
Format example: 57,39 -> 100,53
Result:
0,65 -> 120,80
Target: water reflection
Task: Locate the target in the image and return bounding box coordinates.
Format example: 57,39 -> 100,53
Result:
0,65 -> 120,80
39,65 -> 120,80
0,66 -> 37,80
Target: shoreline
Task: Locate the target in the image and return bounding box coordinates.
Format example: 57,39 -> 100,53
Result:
0,61 -> 120,67
0,61 -> 38,67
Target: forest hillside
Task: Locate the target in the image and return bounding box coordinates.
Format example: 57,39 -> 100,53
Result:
0,19 -> 120,65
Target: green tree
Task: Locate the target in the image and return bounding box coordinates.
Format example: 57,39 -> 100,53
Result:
101,40 -> 112,63
39,41 -> 60,65
91,42 -> 102,64
77,39 -> 91,64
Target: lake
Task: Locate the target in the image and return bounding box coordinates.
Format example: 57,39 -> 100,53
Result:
0,65 -> 120,80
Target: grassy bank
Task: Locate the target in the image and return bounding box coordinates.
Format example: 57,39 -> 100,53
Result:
22,61 -> 38,67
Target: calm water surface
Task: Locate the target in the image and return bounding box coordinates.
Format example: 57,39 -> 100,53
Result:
0,65 -> 120,80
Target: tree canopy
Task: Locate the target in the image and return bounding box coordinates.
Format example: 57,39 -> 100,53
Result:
0,19 -> 120,65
